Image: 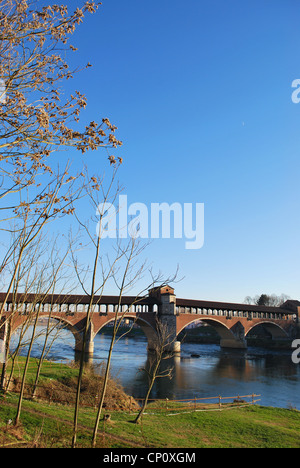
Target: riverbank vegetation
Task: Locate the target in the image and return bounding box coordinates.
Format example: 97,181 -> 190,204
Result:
0,358 -> 300,448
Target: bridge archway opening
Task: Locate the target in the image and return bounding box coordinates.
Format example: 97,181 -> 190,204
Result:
177,318 -> 238,346
246,321 -> 289,341
177,319 -> 220,344
10,316 -> 78,362
94,316 -> 158,354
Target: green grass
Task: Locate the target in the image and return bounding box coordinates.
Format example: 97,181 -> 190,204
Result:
1,394 -> 300,448
0,358 -> 300,448
6,357 -> 79,384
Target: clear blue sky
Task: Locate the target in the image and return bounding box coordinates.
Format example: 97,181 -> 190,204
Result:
53,0 -> 300,301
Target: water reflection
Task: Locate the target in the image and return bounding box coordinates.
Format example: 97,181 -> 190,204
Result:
97,338 -> 300,410
11,326 -> 300,410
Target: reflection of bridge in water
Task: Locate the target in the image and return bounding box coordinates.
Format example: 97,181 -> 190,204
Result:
1,286 -> 299,359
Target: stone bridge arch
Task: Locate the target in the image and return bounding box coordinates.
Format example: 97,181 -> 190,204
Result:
92,313 -> 159,352
245,321 -> 289,340
10,313 -> 86,356
177,317 -> 247,349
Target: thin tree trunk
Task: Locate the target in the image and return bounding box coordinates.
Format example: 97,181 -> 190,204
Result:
4,320 -> 28,394
91,240 -> 134,448
14,302 -> 42,426
0,316 -> 11,391
134,359 -> 160,424
91,319 -> 117,448
31,312 -> 52,399
71,236 -> 101,448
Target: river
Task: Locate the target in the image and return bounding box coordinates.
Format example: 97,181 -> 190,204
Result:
10,325 -> 300,410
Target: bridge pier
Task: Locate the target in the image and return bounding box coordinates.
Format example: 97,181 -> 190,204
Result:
220,338 -> 247,349
74,323 -> 94,362
220,321 -> 247,349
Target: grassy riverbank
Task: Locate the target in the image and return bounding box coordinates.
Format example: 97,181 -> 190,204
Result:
0,358 -> 299,448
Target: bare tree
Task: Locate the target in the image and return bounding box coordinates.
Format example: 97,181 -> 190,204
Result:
14,247 -> 70,424
69,166 -> 176,447
7,234 -> 69,425
70,165 -> 123,448
0,228 -> 48,390
0,167 -> 82,327
0,0 -> 123,331
133,319 -> 174,425
0,0 -> 122,211
0,0 -> 128,431
91,238 -> 151,448
30,243 -> 72,399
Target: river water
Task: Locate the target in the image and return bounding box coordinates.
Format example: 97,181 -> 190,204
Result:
11,325 -> 300,410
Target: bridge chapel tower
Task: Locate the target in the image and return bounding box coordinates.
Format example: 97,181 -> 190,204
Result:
149,285 -> 181,353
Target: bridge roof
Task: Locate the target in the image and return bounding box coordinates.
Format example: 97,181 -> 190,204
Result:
0,292 -> 297,315
0,292 -> 156,306
176,297 -> 297,315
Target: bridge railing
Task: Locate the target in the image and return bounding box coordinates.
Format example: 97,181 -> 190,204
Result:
134,393 -> 262,415
0,301 -> 157,316
175,306 -> 295,321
